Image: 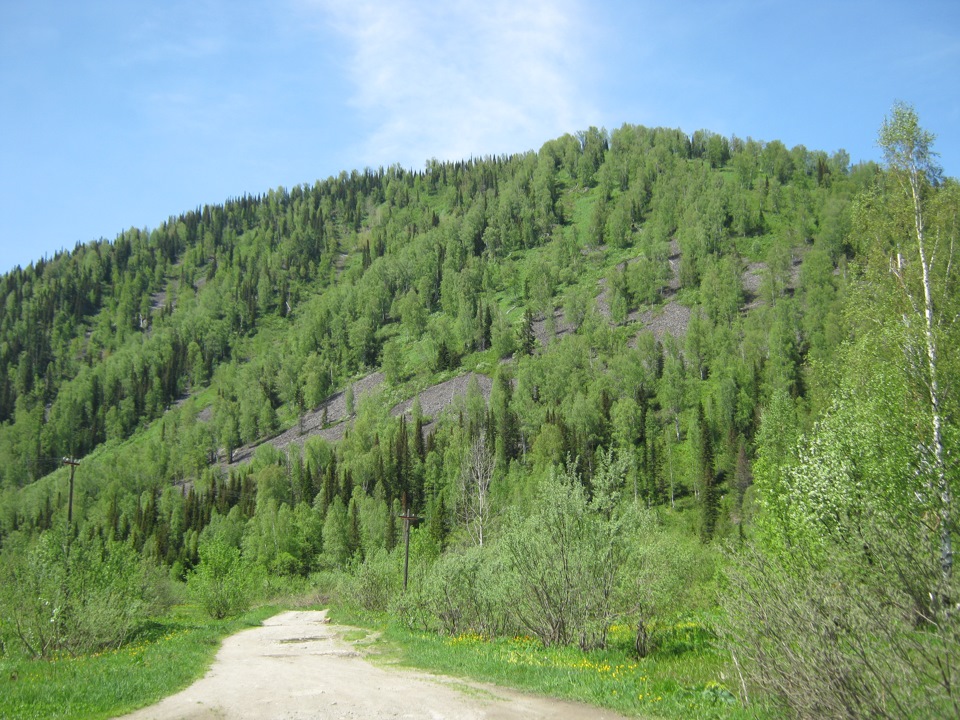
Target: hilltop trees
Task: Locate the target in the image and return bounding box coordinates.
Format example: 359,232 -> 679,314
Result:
0,121 -> 860,503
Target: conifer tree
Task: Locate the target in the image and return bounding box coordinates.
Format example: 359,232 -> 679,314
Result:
698,403 -> 718,541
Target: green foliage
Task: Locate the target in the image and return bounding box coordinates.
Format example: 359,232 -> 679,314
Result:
400,544 -> 514,637
187,536 -> 253,619
879,101 -> 941,184
341,548 -> 399,612
724,104 -> 960,719
0,527 -> 162,658
517,308 -> 536,356
723,529 -> 960,719
500,463 -> 678,650
321,496 -> 351,568
398,456 -> 702,659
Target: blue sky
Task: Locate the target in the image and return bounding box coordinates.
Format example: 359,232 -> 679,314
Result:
1,0 -> 958,275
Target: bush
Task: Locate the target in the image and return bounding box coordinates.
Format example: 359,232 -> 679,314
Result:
343,549 -> 399,612
396,465 -> 692,654
0,528 -> 156,657
499,471 -> 632,650
400,545 -> 515,637
187,537 -> 252,619
617,519 -> 707,658
721,524 -> 960,719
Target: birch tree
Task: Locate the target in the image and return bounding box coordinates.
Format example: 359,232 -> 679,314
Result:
459,430 -> 495,546
877,101 -> 955,583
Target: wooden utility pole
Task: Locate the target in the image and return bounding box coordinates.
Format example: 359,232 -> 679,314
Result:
399,493 -> 421,591
62,457 -> 80,524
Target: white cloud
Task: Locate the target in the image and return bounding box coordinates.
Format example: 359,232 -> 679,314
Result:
316,0 -> 594,169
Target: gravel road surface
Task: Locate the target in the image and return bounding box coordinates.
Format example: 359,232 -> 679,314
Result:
117,610 -> 628,720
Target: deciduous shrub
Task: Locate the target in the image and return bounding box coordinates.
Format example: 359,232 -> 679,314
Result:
0,528 -> 157,657
187,537 -> 252,619
399,544 -> 515,637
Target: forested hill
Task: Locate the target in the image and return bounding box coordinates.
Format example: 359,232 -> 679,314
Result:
0,127 -> 863,485
1,111 -> 959,716
0,123 -> 883,545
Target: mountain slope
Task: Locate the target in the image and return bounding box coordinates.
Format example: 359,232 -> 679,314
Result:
0,125 -> 872,551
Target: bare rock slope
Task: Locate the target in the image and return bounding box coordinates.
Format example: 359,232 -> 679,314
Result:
224,372 -> 492,469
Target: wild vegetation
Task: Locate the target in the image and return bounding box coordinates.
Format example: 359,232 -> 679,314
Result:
0,104 -> 956,719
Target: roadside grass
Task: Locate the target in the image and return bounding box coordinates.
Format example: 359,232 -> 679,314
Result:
1,596 -> 776,720
0,604 -> 278,720
330,607 -> 773,719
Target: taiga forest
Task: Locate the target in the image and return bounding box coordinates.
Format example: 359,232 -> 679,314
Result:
0,103 -> 958,719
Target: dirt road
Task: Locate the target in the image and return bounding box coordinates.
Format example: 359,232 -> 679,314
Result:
117,610 -> 630,720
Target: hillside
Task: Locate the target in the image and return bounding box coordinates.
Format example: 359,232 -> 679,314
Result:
1,109 -> 958,719
0,126 -> 860,495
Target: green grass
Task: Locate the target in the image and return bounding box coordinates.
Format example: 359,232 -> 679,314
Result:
570,185 -> 600,230
733,232 -> 778,263
340,629 -> 369,643
331,607 -> 771,720
0,604 -> 278,720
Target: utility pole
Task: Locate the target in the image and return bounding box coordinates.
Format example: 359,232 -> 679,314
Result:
62,457 -> 80,525
399,493 -> 421,592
